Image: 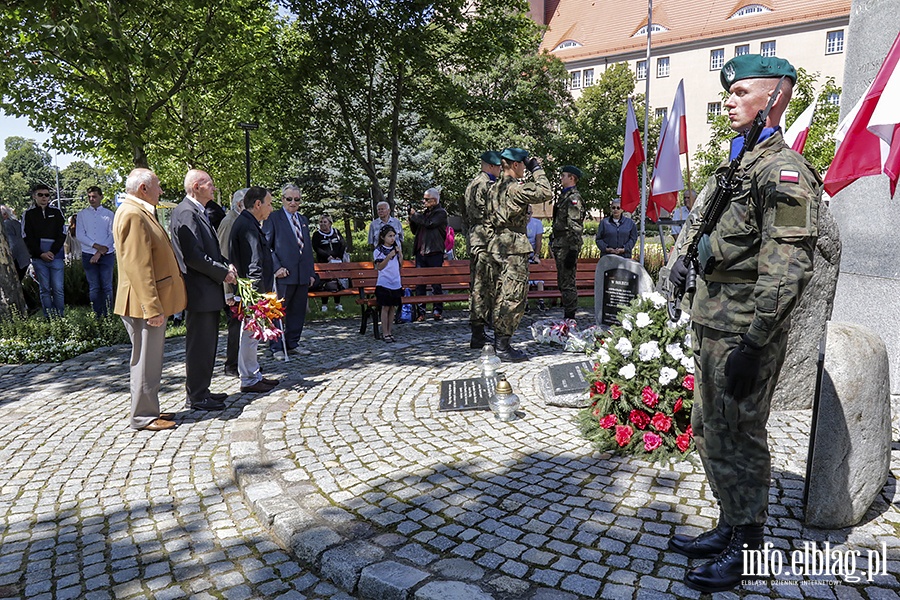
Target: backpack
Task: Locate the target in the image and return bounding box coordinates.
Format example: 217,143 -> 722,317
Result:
398,288 -> 413,323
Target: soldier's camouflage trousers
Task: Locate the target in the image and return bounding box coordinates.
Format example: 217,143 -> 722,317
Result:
552,244 -> 581,315
690,323 -> 788,526
488,252 -> 529,337
469,247 -> 497,326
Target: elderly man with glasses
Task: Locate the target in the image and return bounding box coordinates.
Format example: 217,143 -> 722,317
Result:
262,184 -> 315,360
22,183 -> 66,317
408,187 -> 448,321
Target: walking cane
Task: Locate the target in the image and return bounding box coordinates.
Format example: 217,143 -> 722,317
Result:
273,272 -> 290,362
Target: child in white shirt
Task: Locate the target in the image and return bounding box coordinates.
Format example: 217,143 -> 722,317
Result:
373,224 -> 403,342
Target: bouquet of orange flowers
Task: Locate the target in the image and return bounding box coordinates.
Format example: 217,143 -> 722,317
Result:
230,277 -> 284,341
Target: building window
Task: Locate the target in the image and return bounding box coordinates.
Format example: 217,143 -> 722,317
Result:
761,41 -> 776,57
636,60 -> 647,80
826,30 -> 844,54
554,40 -> 582,51
735,44 -> 750,56
634,23 -> 669,36
570,70 -> 582,89
729,4 -> 772,18
583,68 -> 594,87
656,107 -> 668,121
707,102 -> 721,122
657,57 -> 670,78
710,49 -> 725,70
828,92 -> 840,106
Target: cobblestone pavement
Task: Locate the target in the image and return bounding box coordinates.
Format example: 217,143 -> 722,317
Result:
1,310 -> 899,599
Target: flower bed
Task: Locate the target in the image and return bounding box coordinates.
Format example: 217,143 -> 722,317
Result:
577,292 -> 695,462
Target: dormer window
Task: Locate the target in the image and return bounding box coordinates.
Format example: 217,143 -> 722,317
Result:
729,4 -> 772,18
554,40 -> 582,51
633,24 -> 669,36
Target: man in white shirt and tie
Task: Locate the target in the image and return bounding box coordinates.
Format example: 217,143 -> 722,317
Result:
76,186 -> 116,317
262,184 -> 316,360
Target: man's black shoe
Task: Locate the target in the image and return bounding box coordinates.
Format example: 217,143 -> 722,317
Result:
224,366 -> 239,377
684,525 -> 764,593
188,398 -> 226,411
495,336 -> 528,362
209,392 -> 228,401
261,377 -> 279,386
241,380 -> 276,393
669,522 -> 733,559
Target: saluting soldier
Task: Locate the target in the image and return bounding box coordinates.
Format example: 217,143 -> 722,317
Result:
551,165 -> 585,320
465,150 -> 502,349
667,54 -> 821,593
487,147 -> 552,361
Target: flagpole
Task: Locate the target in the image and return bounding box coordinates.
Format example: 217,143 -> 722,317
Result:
639,0 -> 652,266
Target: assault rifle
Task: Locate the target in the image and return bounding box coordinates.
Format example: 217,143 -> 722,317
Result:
666,76 -> 786,321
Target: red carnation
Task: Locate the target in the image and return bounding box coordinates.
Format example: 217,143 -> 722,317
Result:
673,397 -> 683,413
686,424 -> 693,437
615,425 -> 633,447
682,374 -> 695,391
643,432 -> 663,451
629,409 -> 650,429
598,414 -> 618,429
641,386 -> 659,408
611,384 -> 622,400
591,380 -> 607,395
650,412 -> 672,433
676,432 -> 691,452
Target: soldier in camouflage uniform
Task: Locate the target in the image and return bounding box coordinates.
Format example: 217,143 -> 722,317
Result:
465,151 -> 502,349
551,165 -> 585,320
667,55 -> 820,593
487,147 -> 552,361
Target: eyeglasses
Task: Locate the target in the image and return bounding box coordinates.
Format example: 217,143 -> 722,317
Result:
35,193 -> 50,198
283,197 -> 301,203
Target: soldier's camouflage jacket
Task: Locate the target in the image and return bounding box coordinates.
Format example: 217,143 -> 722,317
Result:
685,130 -> 821,348
551,186 -> 585,249
487,170 -> 553,256
464,170 -> 495,250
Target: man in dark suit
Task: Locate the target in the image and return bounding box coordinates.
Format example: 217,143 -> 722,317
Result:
114,168 -> 187,431
170,169 -> 237,410
229,186 -> 279,393
262,184 -> 315,360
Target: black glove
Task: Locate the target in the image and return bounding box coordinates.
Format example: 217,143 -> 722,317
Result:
724,337 -> 763,399
524,156 -> 542,172
564,253 -> 577,269
669,256 -> 689,288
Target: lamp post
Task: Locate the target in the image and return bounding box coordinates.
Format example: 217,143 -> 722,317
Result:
238,121 -> 259,187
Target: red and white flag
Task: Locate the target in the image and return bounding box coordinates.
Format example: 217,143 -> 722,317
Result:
824,30 -> 900,198
783,101 -> 816,153
649,80 -> 688,220
617,97 -> 645,213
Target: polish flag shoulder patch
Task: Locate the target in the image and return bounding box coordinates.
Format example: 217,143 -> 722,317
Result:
780,170 -> 800,183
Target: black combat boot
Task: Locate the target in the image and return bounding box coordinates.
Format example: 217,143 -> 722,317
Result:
564,309 -> 576,320
495,335 -> 527,362
668,520 -> 733,559
470,324 -> 489,349
684,524 -> 764,593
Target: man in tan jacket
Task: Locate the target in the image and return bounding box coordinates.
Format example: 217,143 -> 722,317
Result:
114,168 -> 187,431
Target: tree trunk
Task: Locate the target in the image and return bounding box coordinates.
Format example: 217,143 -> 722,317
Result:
343,217 -> 353,253
0,234 -> 26,318
133,144 -> 149,169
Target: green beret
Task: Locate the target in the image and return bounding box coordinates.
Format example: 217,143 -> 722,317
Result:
561,165 -> 583,179
500,147 -> 529,162
480,151 -> 501,166
720,54 -> 797,90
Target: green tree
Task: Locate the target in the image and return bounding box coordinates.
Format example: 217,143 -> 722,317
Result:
59,160 -> 121,212
557,63 -> 649,213
1,0 -> 278,171
0,137 -> 55,213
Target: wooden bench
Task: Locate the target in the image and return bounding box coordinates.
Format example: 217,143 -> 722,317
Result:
311,258 -> 600,338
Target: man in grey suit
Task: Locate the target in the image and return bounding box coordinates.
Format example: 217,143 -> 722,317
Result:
170,169 -> 237,411
263,184 -> 316,360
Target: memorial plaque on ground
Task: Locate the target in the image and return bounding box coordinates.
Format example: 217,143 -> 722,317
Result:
439,376 -> 497,411
538,360 -> 594,408
593,255 -> 654,327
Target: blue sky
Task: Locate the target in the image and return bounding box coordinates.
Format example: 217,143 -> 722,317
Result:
0,109 -> 81,169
